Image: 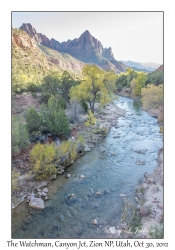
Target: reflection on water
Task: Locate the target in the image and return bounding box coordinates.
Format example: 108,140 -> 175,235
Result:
12,96 -> 162,238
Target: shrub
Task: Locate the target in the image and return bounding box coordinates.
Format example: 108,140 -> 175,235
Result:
41,95 -> 70,137
27,82 -> 38,93
12,115 -> 30,155
26,106 -> 41,132
30,143 -> 57,180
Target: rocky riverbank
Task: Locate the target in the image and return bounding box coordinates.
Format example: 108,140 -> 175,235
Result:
12,101 -> 126,210
134,147 -> 163,238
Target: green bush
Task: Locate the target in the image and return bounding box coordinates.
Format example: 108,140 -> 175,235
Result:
26,107 -> 41,132
27,82 -> 38,93
12,115 -> 30,155
41,95 -> 70,137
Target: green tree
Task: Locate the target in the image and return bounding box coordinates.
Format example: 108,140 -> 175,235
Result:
41,95 -> 70,137
146,69 -> 163,86
12,115 -> 30,155
26,107 -> 41,132
59,70 -> 78,102
134,73 -> 147,96
70,65 -> 117,113
41,73 -> 60,101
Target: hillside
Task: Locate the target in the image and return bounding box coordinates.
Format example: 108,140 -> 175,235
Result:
20,23 -> 128,73
146,65 -> 163,85
12,28 -> 84,93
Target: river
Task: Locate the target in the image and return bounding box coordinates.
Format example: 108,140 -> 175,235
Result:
12,96 -> 163,238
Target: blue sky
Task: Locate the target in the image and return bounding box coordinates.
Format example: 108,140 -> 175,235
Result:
12,11 -> 163,64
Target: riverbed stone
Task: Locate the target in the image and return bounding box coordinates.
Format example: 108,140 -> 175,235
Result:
109,227 -> 116,234
119,222 -> 127,229
43,187 -> 48,193
157,204 -> 163,210
50,174 -> 57,180
147,177 -> 155,184
150,210 -> 156,219
37,191 -> 47,197
29,197 -> 44,209
84,147 -> 91,152
140,206 -> 149,217
66,174 -> 71,178
152,187 -> 159,193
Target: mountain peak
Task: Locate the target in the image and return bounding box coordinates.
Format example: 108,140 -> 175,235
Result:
80,30 -> 92,38
20,23 -> 126,72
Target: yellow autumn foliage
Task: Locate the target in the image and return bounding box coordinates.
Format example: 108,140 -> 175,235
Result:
30,143 -> 56,180
141,84 -> 163,111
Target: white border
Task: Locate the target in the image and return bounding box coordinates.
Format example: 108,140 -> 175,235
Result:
0,0 -> 174,249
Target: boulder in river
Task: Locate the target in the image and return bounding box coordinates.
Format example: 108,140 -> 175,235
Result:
29,197 -> 44,210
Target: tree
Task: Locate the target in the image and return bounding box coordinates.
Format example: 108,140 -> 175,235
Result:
12,115 -> 30,155
59,71 -> 78,102
26,106 -> 41,132
40,95 -> 70,137
141,84 -> 163,110
41,73 -> 60,101
69,64 -> 117,113
134,73 -> 147,96
85,110 -> 96,140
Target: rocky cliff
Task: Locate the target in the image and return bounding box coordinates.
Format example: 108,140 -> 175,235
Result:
20,23 -> 127,73
12,27 -> 84,75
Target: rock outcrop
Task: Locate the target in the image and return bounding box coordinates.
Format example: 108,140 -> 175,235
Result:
20,23 -> 128,73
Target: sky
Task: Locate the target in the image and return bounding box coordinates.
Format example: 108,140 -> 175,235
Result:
12,12 -> 163,64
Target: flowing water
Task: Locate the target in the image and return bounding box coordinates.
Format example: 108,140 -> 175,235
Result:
12,96 -> 163,238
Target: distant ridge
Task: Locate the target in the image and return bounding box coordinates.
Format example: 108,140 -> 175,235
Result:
121,60 -> 160,72
20,23 -> 128,73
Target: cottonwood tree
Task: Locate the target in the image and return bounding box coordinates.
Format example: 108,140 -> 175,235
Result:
141,84 -> 163,110
69,64 -> 117,113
